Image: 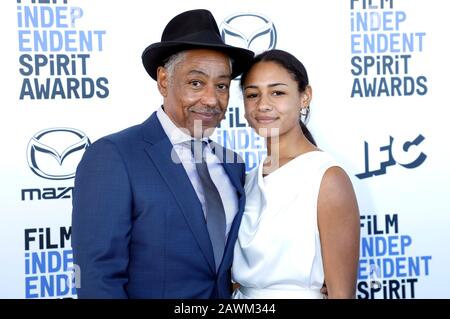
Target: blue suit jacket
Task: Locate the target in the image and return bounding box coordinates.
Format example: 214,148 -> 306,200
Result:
71,112 -> 246,298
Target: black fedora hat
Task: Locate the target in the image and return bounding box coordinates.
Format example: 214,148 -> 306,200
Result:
142,9 -> 254,80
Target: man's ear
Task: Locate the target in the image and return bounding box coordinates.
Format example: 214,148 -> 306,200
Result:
157,66 -> 168,97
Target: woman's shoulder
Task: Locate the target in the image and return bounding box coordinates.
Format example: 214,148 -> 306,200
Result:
290,150 -> 342,175
308,150 -> 338,164
318,160 -> 357,213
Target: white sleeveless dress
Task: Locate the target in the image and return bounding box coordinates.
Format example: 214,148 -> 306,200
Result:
232,151 -> 339,299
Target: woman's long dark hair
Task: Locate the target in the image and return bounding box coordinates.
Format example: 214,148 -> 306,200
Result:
240,49 -> 316,146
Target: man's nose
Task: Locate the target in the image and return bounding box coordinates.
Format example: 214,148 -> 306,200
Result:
201,85 -> 219,106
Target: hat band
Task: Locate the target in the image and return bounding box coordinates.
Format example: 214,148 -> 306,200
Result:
164,30 -> 225,45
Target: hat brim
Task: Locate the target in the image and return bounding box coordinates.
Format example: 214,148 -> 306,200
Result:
142,41 -> 254,80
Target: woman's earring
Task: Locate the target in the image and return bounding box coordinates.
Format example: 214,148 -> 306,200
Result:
300,105 -> 310,124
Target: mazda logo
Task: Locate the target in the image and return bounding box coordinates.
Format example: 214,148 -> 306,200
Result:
27,128 -> 91,180
220,12 -> 277,54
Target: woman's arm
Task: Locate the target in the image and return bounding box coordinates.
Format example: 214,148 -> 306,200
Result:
318,166 -> 360,299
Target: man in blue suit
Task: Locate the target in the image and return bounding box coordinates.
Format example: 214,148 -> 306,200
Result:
71,9 -> 254,298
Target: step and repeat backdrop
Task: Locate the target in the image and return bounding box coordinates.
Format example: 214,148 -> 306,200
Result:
1,0 -> 449,298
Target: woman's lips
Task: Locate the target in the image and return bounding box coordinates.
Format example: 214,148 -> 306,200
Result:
255,116 -> 278,124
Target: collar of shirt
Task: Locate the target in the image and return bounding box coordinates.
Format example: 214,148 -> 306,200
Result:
156,106 -> 209,146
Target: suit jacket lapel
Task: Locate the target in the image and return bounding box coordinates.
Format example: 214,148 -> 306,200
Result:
210,141 -> 244,197
210,141 -> 246,274
141,113 -> 216,273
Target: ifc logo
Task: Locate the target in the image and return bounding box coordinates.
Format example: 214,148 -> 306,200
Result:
27,128 -> 91,180
220,13 -> 277,55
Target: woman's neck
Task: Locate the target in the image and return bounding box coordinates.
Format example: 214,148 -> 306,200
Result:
263,126 -> 316,174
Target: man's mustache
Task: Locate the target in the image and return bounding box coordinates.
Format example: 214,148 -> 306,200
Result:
189,107 -> 222,115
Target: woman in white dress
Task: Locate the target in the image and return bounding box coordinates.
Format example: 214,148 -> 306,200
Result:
232,49 -> 360,299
